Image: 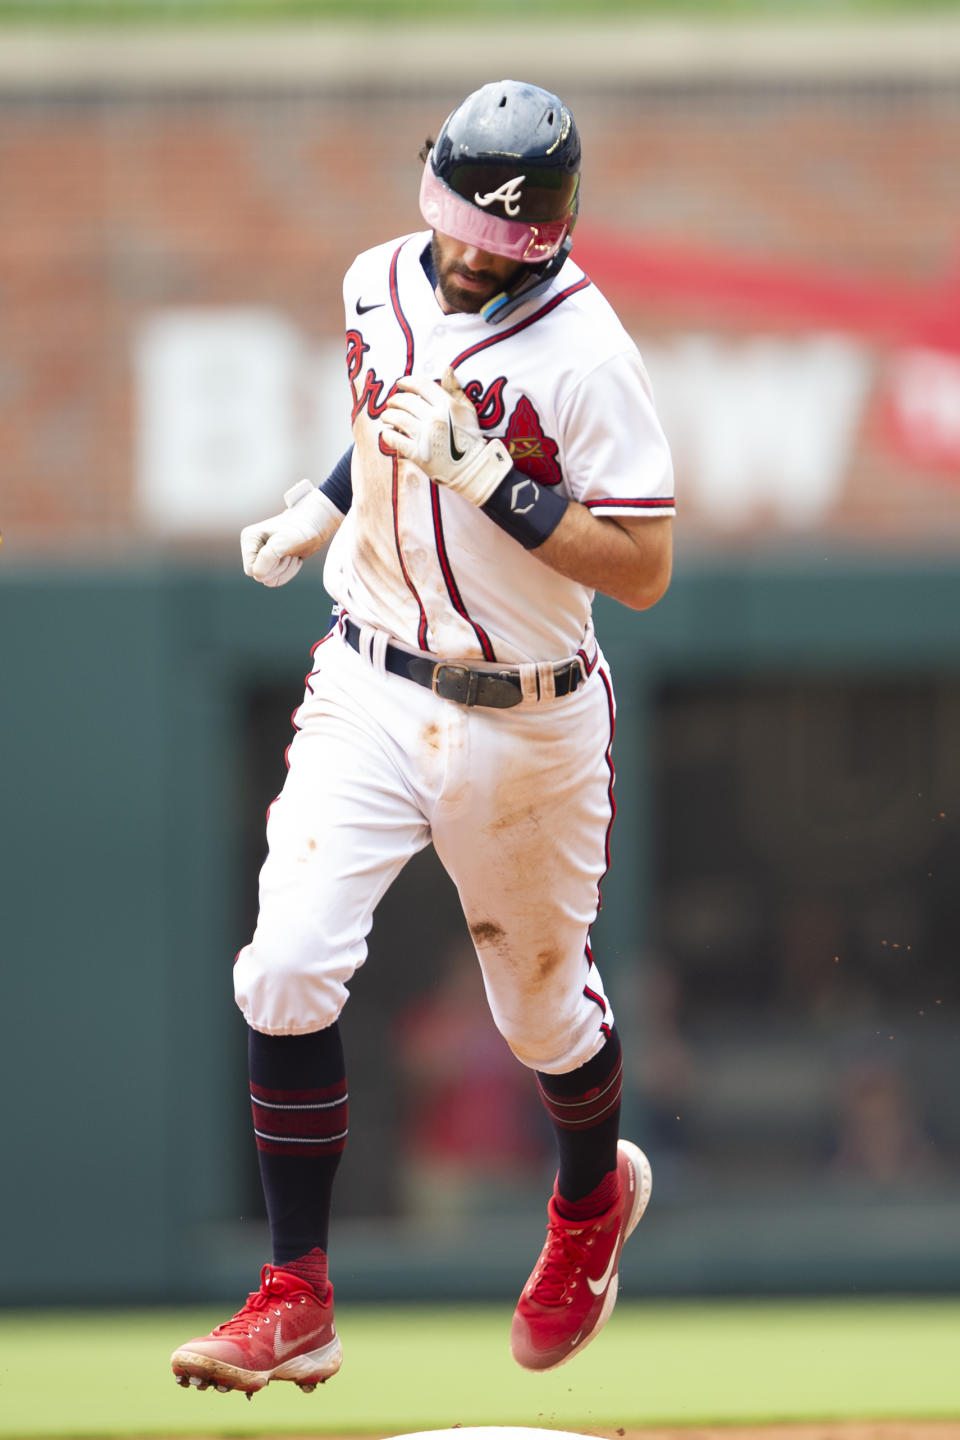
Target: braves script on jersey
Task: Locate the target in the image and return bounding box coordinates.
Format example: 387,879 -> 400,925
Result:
324,230 -> 674,665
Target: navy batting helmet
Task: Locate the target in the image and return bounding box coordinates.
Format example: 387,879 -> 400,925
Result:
420,80 -> 581,267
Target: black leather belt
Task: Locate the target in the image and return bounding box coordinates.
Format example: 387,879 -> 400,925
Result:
342,618 -> 585,709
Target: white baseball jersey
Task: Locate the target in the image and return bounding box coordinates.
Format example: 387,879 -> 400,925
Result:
323,230 -> 674,665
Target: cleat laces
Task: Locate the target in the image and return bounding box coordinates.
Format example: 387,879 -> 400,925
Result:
211,1266 -> 296,1338
528,1222 -> 594,1305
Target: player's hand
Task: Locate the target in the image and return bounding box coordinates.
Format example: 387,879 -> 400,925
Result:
240,480 -> 343,587
380,368 -> 513,507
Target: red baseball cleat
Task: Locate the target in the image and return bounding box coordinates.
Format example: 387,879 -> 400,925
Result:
511,1139 -> 652,1371
170,1264 -> 342,1396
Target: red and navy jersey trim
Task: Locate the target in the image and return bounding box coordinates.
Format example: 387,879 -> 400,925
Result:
450,276 -> 592,369
429,485 -> 496,660
394,456 -> 431,651
389,243 -> 415,376
387,243 -> 430,647
584,496 -> 675,511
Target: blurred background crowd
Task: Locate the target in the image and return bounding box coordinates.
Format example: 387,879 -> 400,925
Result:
2,2 -> 959,1308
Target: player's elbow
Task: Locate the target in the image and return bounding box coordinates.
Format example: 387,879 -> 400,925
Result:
621,578 -> 670,611
618,549 -> 673,611
606,514 -> 673,610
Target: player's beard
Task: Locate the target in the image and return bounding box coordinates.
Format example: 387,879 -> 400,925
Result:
431,235 -> 523,314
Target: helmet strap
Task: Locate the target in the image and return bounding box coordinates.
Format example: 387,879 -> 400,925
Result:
479,237 -> 574,325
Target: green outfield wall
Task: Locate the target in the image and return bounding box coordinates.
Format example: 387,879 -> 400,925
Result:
2,558 -> 959,1306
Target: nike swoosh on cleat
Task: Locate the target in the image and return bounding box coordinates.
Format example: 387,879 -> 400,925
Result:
447,414 -> 466,462
586,1246 -> 619,1297
273,1322 -> 307,1364
356,300 -> 385,315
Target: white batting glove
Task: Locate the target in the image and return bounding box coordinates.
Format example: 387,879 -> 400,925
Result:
240,479 -> 344,588
380,367 -> 513,507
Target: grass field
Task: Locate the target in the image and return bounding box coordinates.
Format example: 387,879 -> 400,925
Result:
1,1298 -> 958,1438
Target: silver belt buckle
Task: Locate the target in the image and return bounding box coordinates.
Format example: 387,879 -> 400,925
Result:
431,663 -> 479,706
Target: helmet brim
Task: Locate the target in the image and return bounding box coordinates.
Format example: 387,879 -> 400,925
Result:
419,166 -> 571,264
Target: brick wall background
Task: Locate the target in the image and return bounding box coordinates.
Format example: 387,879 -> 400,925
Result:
2,42 -> 960,555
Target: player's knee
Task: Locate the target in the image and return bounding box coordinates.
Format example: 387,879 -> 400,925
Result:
233,936 -> 350,1035
498,1023 -> 581,1074
495,1007 -> 606,1074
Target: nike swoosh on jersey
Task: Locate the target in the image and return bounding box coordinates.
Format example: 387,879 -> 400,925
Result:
356,299 -> 385,314
447,414 -> 466,462
586,1245 -> 619,1297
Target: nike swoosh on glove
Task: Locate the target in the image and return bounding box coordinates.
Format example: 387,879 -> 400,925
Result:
240,480 -> 344,588
379,367 -> 512,507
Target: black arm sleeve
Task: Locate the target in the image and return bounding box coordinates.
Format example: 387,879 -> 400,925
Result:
319,445 -> 354,515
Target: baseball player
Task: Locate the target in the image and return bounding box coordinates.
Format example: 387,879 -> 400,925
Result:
171,78 -> 674,1397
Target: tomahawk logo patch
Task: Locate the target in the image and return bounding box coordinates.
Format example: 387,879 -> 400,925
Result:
504,396 -> 562,485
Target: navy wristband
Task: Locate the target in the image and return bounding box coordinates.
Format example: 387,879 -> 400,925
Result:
319,444 -> 354,515
481,468 -> 569,550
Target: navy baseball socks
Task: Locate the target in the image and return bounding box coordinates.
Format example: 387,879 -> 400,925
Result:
511,1028 -> 653,1371
171,1022 -> 652,1390
171,1025 -> 346,1396
246,1024 -> 347,1265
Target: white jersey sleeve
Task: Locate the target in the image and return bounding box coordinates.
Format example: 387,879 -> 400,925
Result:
558,348 -> 675,517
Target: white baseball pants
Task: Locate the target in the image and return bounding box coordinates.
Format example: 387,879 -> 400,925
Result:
233,626 -> 618,1074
